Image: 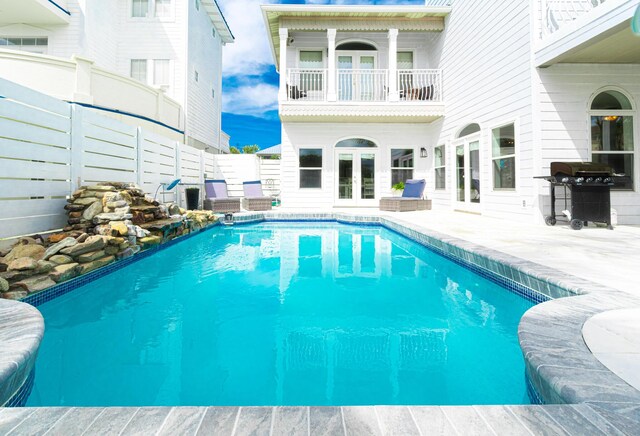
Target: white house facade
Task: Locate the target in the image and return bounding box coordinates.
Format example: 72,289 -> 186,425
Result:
0,0 -> 233,153
263,0 -> 640,224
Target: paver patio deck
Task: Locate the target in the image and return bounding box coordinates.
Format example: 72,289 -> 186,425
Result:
2,208 -> 639,434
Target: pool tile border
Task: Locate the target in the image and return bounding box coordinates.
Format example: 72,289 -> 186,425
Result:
3,211 -> 640,427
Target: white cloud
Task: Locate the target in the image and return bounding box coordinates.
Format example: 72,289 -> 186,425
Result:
218,0 -> 276,77
222,82 -> 279,117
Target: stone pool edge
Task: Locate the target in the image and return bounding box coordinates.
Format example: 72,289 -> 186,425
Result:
1,210 -> 639,428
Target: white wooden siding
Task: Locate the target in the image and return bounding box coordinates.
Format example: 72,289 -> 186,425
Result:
425,0 -> 535,220
280,123 -> 430,209
537,63 -> 640,224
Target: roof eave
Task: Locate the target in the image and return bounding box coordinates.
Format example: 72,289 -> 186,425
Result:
204,0 -> 235,44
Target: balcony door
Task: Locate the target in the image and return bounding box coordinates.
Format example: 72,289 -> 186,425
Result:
337,52 -> 378,101
335,138 -> 378,207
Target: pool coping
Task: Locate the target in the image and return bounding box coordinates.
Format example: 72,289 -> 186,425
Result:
1,211 -> 639,431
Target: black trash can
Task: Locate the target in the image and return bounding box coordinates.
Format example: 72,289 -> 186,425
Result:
185,187 -> 200,211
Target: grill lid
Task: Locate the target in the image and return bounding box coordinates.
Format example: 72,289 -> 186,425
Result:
550,161 -> 612,176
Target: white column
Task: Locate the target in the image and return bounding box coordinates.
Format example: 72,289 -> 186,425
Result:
327,28 -> 337,102
278,28 -> 289,102
388,29 -> 399,102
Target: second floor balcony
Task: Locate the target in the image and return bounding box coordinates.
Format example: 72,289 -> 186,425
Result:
536,0 -> 640,66
285,68 -> 442,103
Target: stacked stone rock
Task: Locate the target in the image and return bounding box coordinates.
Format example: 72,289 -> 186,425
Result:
0,182 -> 220,300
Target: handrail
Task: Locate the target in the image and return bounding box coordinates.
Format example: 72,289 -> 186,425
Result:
543,0 -> 607,36
284,68 -> 443,103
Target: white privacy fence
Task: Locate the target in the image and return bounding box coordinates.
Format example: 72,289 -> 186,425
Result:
0,78 -> 213,238
209,155 -> 281,200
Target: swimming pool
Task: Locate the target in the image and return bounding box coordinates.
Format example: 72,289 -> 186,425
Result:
27,222 -> 535,406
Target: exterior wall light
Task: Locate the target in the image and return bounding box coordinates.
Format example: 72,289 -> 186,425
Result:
420,147 -> 428,158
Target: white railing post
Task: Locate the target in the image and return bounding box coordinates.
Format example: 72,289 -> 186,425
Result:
388,29 -> 399,102
69,104 -> 84,191
136,127 -> 144,186
327,29 -> 337,102
278,28 -> 288,102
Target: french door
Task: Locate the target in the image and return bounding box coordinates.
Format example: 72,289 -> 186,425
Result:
337,52 -> 378,101
454,138 -> 481,211
335,150 -> 377,207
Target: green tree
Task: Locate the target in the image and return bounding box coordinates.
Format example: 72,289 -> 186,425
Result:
242,144 -> 260,154
229,146 -> 241,154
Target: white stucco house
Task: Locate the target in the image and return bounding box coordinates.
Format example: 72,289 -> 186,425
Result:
0,0 -> 233,153
262,0 -> 640,224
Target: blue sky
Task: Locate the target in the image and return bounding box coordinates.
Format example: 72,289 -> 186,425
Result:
218,0 -> 423,150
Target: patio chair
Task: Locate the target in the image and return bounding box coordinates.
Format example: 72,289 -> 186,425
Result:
379,179 -> 432,212
203,180 -> 241,213
287,85 -> 307,100
242,180 -> 273,211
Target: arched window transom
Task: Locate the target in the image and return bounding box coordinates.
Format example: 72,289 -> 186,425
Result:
458,123 -> 481,138
336,138 -> 377,148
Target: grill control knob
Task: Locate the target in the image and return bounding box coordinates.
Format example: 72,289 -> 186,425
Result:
576,177 -> 584,183
603,177 -> 612,183
586,177 -> 594,183
595,177 -> 602,183
562,177 -> 570,183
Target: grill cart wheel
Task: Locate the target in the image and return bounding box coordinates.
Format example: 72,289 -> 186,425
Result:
544,216 -> 557,226
570,219 -> 584,231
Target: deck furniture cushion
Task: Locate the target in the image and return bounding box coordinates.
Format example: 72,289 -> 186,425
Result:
242,181 -> 273,211
203,180 -> 241,213
402,179 -> 426,198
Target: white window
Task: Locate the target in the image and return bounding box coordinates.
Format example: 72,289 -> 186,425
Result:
132,0 -> 171,18
130,59 -> 147,83
590,90 -> 635,190
397,52 -> 414,69
195,0 -> 200,11
154,0 -> 171,17
434,145 -> 446,190
491,123 -> 516,190
299,149 -> 322,188
212,88 -> 215,99
212,27 -> 216,38
153,59 -> 170,86
0,37 -> 48,54
299,51 -> 323,69
390,149 -> 414,187
194,70 -> 199,82
132,0 -> 149,17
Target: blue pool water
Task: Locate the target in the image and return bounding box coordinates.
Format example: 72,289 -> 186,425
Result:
28,222 -> 535,406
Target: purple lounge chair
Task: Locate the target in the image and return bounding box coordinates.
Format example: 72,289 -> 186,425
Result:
203,180 -> 241,213
379,179 -> 432,212
242,181 -> 273,211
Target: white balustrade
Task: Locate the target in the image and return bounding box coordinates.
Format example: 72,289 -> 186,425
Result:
397,69 -> 442,102
543,0 -> 607,35
285,68 -> 443,103
286,69 -> 327,101
337,69 -> 388,102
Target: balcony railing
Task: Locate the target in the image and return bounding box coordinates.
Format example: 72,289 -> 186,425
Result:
285,69 -> 443,103
287,68 -> 327,101
543,0 -> 607,35
338,69 -> 388,102
398,69 -> 443,102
